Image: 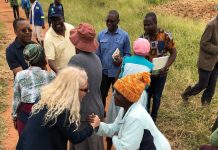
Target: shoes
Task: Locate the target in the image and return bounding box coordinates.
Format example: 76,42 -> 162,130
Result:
181,86 -> 192,102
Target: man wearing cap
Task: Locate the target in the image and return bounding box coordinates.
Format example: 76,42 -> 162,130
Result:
68,23 -> 104,150
12,44 -> 55,136
44,12 -> 75,73
97,72 -> 171,150
6,18 -> 33,76
96,10 -> 131,109
181,13 -> 218,105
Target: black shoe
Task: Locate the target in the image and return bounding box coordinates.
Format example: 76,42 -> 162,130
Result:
181,86 -> 192,102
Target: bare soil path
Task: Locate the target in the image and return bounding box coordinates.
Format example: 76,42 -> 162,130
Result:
152,0 -> 217,22
0,1 -> 23,150
0,1 -> 49,149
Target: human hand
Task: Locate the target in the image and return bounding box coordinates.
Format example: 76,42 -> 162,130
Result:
88,113 -> 100,128
159,67 -> 168,75
113,56 -> 122,66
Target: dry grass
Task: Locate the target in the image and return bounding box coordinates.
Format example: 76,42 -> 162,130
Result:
4,0 -> 216,149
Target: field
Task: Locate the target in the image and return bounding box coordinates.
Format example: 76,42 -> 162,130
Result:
0,0 -> 218,149
39,0 -> 217,149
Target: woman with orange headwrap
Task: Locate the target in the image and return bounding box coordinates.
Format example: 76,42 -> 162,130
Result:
97,72 -> 171,150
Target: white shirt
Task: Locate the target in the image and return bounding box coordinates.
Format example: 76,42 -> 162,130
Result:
97,102 -> 171,150
31,0 -> 37,25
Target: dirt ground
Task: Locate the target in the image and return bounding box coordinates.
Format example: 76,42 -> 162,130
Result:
0,0 -> 217,149
152,0 -> 217,21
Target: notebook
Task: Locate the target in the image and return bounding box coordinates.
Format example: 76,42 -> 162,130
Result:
152,56 -> 169,71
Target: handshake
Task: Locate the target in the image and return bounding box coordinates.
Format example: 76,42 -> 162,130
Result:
88,113 -> 101,129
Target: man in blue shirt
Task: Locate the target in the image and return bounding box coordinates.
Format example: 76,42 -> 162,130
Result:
96,10 -> 131,110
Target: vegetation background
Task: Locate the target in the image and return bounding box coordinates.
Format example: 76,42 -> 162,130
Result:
0,0 -> 217,149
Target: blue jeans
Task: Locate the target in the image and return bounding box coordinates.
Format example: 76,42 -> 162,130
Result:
147,74 -> 167,122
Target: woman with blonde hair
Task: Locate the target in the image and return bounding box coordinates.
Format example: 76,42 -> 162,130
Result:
16,66 -> 100,150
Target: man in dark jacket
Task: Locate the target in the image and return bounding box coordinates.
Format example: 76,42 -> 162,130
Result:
181,15 -> 218,105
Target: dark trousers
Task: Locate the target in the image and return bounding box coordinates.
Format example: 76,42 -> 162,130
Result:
188,65 -> 218,104
13,5 -> 19,19
24,8 -> 30,19
147,74 -> 167,122
100,73 -> 115,108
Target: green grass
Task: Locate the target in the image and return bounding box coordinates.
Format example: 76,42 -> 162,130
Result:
22,0 -> 218,149
0,22 -> 8,150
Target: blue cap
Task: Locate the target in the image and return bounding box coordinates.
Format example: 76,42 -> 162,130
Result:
50,7 -> 63,18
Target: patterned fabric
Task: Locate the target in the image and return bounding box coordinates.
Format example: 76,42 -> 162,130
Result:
12,67 -> 55,118
23,44 -> 44,64
141,28 -> 176,61
114,72 -> 150,102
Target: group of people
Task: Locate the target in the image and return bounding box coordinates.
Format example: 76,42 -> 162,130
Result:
4,0 -> 218,150
8,0 -> 64,46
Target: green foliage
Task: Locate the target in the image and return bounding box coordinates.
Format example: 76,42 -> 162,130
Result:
147,0 -> 173,4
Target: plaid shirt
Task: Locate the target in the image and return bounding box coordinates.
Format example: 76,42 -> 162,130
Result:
12,67 -> 55,118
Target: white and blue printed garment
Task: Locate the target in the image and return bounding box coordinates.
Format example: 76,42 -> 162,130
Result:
12,67 -> 55,118
98,102 -> 171,150
106,55 -> 153,123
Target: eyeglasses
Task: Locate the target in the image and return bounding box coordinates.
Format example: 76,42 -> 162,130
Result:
106,19 -> 116,23
21,28 -> 32,33
80,88 -> 89,93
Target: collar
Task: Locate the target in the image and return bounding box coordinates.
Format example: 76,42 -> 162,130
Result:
14,37 -> 25,49
50,23 -> 66,37
119,102 -> 138,123
33,0 -> 37,5
105,27 -> 119,34
28,66 -> 42,70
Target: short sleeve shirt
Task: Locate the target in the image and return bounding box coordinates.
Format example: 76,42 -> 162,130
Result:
6,38 -> 29,70
141,28 -> 176,61
44,23 -> 75,70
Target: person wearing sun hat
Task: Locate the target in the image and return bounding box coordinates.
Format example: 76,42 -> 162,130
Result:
105,38 -> 154,149
97,72 -> 171,150
68,23 -> 104,150
12,44 -> 56,136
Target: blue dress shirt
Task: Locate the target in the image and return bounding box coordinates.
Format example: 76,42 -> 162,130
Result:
96,28 -> 131,77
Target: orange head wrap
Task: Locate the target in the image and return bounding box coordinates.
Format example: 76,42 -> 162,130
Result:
113,72 -> 151,102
